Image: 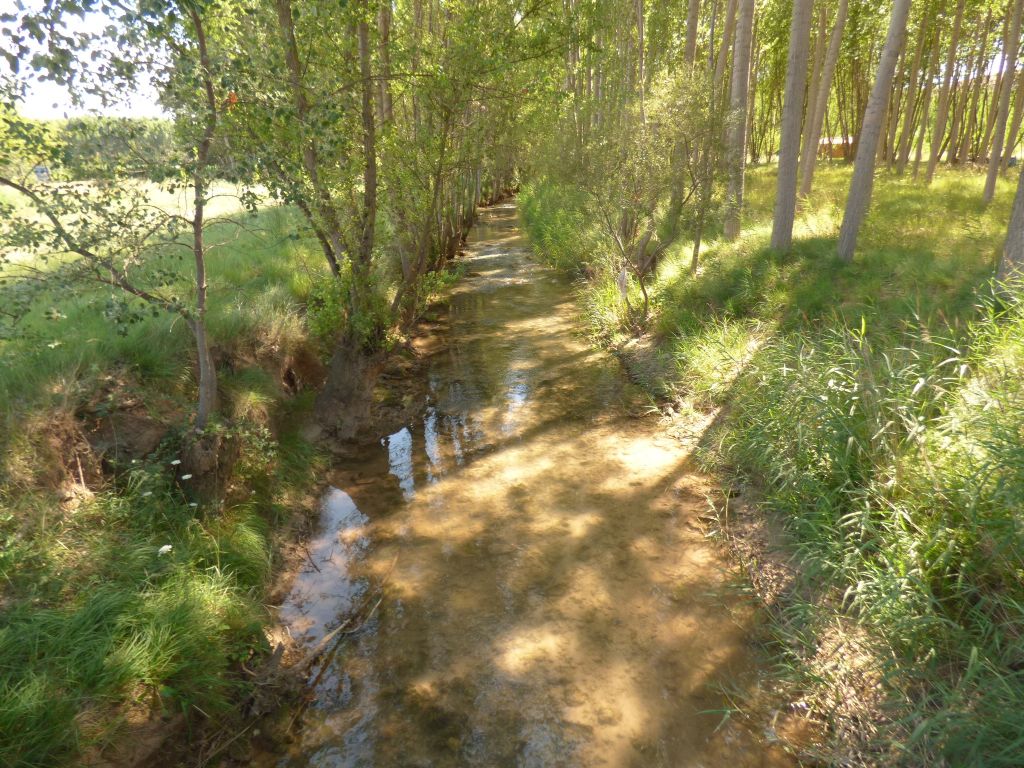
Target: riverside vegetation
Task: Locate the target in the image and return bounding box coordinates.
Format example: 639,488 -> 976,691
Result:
5,0 -> 1024,765
521,164 -> 1024,765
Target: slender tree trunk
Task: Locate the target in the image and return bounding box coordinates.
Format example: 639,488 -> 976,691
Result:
637,0 -> 646,122
961,14 -> 993,163
801,4 -> 828,170
713,0 -> 738,93
276,0 -> 345,277
746,9 -> 760,161
799,0 -> 849,197
999,161 -> 1024,280
707,0 -> 720,70
314,8 -> 382,440
837,0 -> 912,262
927,0 -> 966,182
882,35 -> 909,165
896,16 -> 930,173
980,10 -> 1012,162
357,14 -> 377,274
947,60 -> 966,160
1002,65 -> 1024,171
724,0 -> 755,239
985,0 -> 1024,202
770,0 -> 814,252
913,35 -> 941,177
186,8 -> 219,430
377,0 -> 394,124
685,0 -> 701,64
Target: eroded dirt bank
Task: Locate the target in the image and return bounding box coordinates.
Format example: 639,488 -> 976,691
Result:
256,203 -> 794,767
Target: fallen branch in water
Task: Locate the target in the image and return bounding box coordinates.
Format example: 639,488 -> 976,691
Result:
291,554 -> 397,673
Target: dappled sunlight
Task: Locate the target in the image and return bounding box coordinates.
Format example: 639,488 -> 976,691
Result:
263,204 -> 787,767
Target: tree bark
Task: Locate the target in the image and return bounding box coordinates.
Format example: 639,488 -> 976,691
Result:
723,0 -> 755,240
980,9 -> 1012,163
275,0 -> 345,277
799,0 -> 849,197
313,6 -> 382,440
187,8 -> 219,430
713,0 -> 738,93
769,0 -> 814,252
356,13 -> 378,279
960,13 -> 992,163
837,0 -> 912,262
985,0 -> 1024,202
999,161 -> 1024,280
913,34 -> 941,177
896,15 -> 930,173
685,0 -> 701,64
926,0 -> 966,182
377,0 -> 394,124
1002,64 -> 1024,171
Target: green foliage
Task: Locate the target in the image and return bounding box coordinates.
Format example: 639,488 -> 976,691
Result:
0,197 -> 327,766
524,161 -> 1024,763
305,274 -> 349,351
519,181 -> 602,274
719,300 -> 1024,765
56,117 -> 177,180
0,479 -> 268,768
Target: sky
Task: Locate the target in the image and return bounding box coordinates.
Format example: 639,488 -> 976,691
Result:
18,75 -> 165,120
8,6 -> 167,120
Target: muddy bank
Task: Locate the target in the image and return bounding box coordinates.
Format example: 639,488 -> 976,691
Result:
244,203 -> 797,767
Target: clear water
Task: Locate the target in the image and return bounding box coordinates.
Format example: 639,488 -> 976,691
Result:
260,204 -> 792,768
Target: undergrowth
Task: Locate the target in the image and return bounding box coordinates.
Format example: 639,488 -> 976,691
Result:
0,204 -> 330,767
520,164 -> 1024,766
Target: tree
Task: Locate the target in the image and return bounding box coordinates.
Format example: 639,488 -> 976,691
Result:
836,0 -> 913,262
723,0 -> 754,240
926,0 -> 966,183
984,0 -> 1024,204
218,0 -> 533,439
769,0 -> 814,252
799,0 -> 849,197
685,0 -> 701,64
0,1 -> 233,433
998,161 -> 1024,280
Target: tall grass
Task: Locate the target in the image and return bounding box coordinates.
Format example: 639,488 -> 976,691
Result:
0,202 -> 329,766
520,164 -> 1024,764
0,478 -> 268,768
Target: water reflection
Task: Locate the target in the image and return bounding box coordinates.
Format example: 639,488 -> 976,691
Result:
262,204 -> 792,768
278,488 -> 369,650
383,428 -> 415,500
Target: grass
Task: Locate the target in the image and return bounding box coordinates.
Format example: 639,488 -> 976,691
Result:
521,163 -> 1024,766
0,196 -> 331,766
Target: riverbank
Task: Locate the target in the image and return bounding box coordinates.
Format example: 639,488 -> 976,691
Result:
519,164 -> 1024,766
0,199 -> 463,768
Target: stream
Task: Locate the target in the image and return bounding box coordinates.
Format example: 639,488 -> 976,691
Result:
258,203 -> 793,767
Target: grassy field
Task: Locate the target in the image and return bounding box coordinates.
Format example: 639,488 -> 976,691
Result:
0,197 -> 329,767
521,164 -> 1024,766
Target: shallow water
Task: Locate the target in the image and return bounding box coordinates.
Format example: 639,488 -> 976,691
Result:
262,204 -> 792,767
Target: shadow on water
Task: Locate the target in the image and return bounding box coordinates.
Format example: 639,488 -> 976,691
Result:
257,204 -> 795,768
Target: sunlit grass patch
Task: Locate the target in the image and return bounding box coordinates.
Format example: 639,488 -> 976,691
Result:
520,164 -> 1024,763
0,194 -> 328,766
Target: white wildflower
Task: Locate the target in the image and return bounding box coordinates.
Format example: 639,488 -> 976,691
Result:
157,544 -> 173,556
180,474 -> 193,480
